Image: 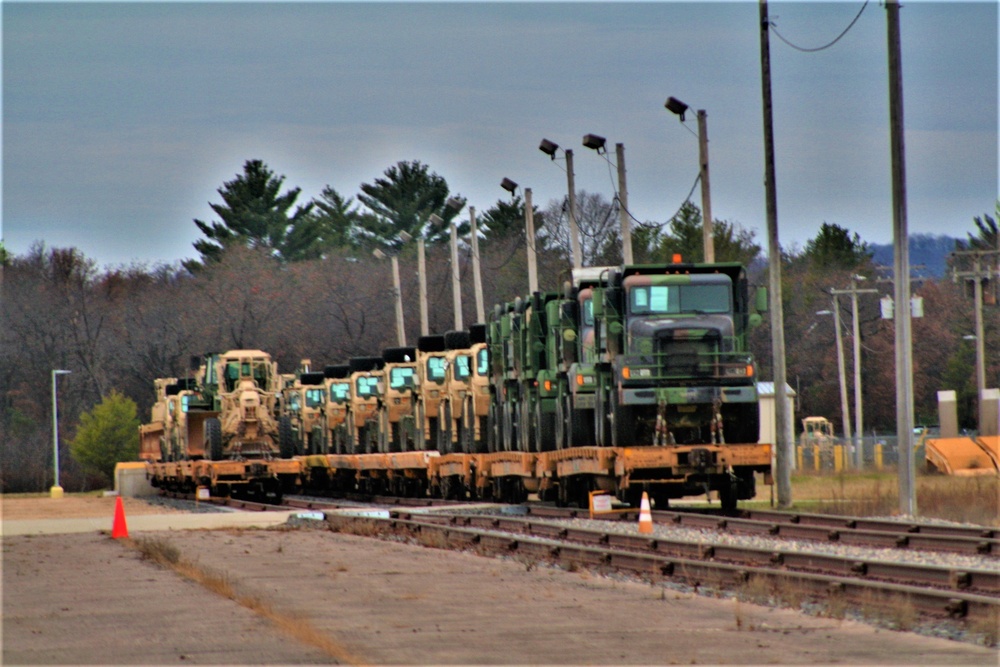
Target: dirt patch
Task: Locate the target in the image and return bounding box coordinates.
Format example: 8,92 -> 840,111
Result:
1,493 -> 183,521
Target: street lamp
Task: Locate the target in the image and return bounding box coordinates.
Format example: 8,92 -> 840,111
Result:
499,178 -> 539,293
582,133 -> 633,264
51,369 -> 71,498
539,138 -> 582,269
665,96 -> 714,263
431,211 -> 465,331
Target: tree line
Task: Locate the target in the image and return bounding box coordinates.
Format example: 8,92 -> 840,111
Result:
1,158 -> 995,492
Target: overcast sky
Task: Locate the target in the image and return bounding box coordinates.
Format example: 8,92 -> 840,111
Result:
3,1 -> 997,269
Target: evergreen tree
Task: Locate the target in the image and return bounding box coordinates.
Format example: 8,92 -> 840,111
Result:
356,160 -> 466,248
802,222 -> 872,269
186,159 -> 316,269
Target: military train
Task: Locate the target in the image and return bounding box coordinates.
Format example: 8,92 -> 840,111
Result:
141,258 -> 773,510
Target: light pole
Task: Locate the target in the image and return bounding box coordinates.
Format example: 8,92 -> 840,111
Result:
51,369 -> 71,498
582,134 -> 633,264
468,206 -> 486,323
500,177 -> 539,293
373,238 -> 409,346
817,308 -> 852,453
431,212 -> 464,331
539,138 -> 582,269
665,96 -> 714,263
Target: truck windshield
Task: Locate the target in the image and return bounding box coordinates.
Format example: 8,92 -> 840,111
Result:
288,393 -> 301,411
476,348 -> 489,376
329,383 -> 349,402
390,367 -> 415,390
427,356 -> 446,382
356,375 -> 379,397
455,355 -> 471,380
582,298 -> 594,326
628,284 -> 730,316
305,388 -> 324,408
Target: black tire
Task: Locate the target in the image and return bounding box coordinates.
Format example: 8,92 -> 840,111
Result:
414,402 -> 426,451
279,416 -> 296,458
438,402 -> 453,453
719,478 -> 739,512
594,389 -> 609,447
459,399 -> 474,454
519,398 -> 534,452
554,393 -> 566,450
205,418 -> 223,461
535,399 -> 555,452
610,389 -> 635,448
502,400 -> 516,452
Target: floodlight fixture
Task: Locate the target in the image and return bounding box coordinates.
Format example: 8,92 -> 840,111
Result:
429,213 -> 444,226
500,177 -> 518,193
665,96 -> 689,121
582,133 -> 606,152
398,230 -> 413,243
539,138 -> 559,158
445,197 -> 464,212
373,249 -> 387,260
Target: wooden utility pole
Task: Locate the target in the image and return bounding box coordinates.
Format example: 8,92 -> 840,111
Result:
525,188 -> 539,293
565,149 -> 582,269
951,249 -> 1000,430
450,221 -> 463,331
418,238 -> 429,336
887,0 -> 916,516
470,206 -> 485,324
759,0 -> 792,507
831,279 -> 879,468
616,143 -> 633,264
697,110 -> 715,263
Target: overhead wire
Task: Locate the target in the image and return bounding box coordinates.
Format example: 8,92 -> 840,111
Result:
769,1 -> 870,53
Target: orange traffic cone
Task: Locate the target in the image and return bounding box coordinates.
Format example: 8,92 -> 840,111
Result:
111,495 -> 129,539
638,491 -> 653,534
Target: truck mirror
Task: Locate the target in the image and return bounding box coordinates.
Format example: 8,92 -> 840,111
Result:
748,313 -> 763,328
562,329 -> 577,343
592,289 -> 604,317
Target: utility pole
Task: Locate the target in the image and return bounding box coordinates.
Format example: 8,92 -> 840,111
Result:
831,278 -> 879,468
697,109 -> 715,263
887,0 -> 916,516
616,143 -> 633,265
759,0 -> 792,507
565,150 -> 582,269
470,206 -> 486,324
951,249 -> 999,429
525,188 -> 539,293
418,238 -> 429,337
829,296 -> 852,449
449,221 -> 463,331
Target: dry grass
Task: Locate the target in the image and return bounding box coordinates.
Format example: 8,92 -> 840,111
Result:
130,536 -> 368,665
968,608 -> 1000,647
787,470 -> 999,526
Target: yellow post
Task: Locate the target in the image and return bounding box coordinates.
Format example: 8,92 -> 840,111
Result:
796,446 -> 803,470
875,443 -> 883,470
833,445 -> 844,472
813,445 -> 820,471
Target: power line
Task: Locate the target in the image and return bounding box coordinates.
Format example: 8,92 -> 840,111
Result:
769,1 -> 869,53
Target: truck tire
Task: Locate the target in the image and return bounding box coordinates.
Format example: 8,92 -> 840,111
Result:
610,390 -> 635,448
205,418 -> 223,461
279,416 -> 296,458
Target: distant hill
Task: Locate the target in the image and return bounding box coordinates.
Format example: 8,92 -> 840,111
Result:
869,234 -> 958,279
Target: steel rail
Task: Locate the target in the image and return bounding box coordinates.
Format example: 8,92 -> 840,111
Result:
325,513 -> 1000,623
394,510 -> 1000,596
523,505 -> 1000,557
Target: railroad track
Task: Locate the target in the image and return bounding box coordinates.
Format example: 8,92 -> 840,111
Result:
324,510 -> 1000,625
524,505 -> 1000,557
